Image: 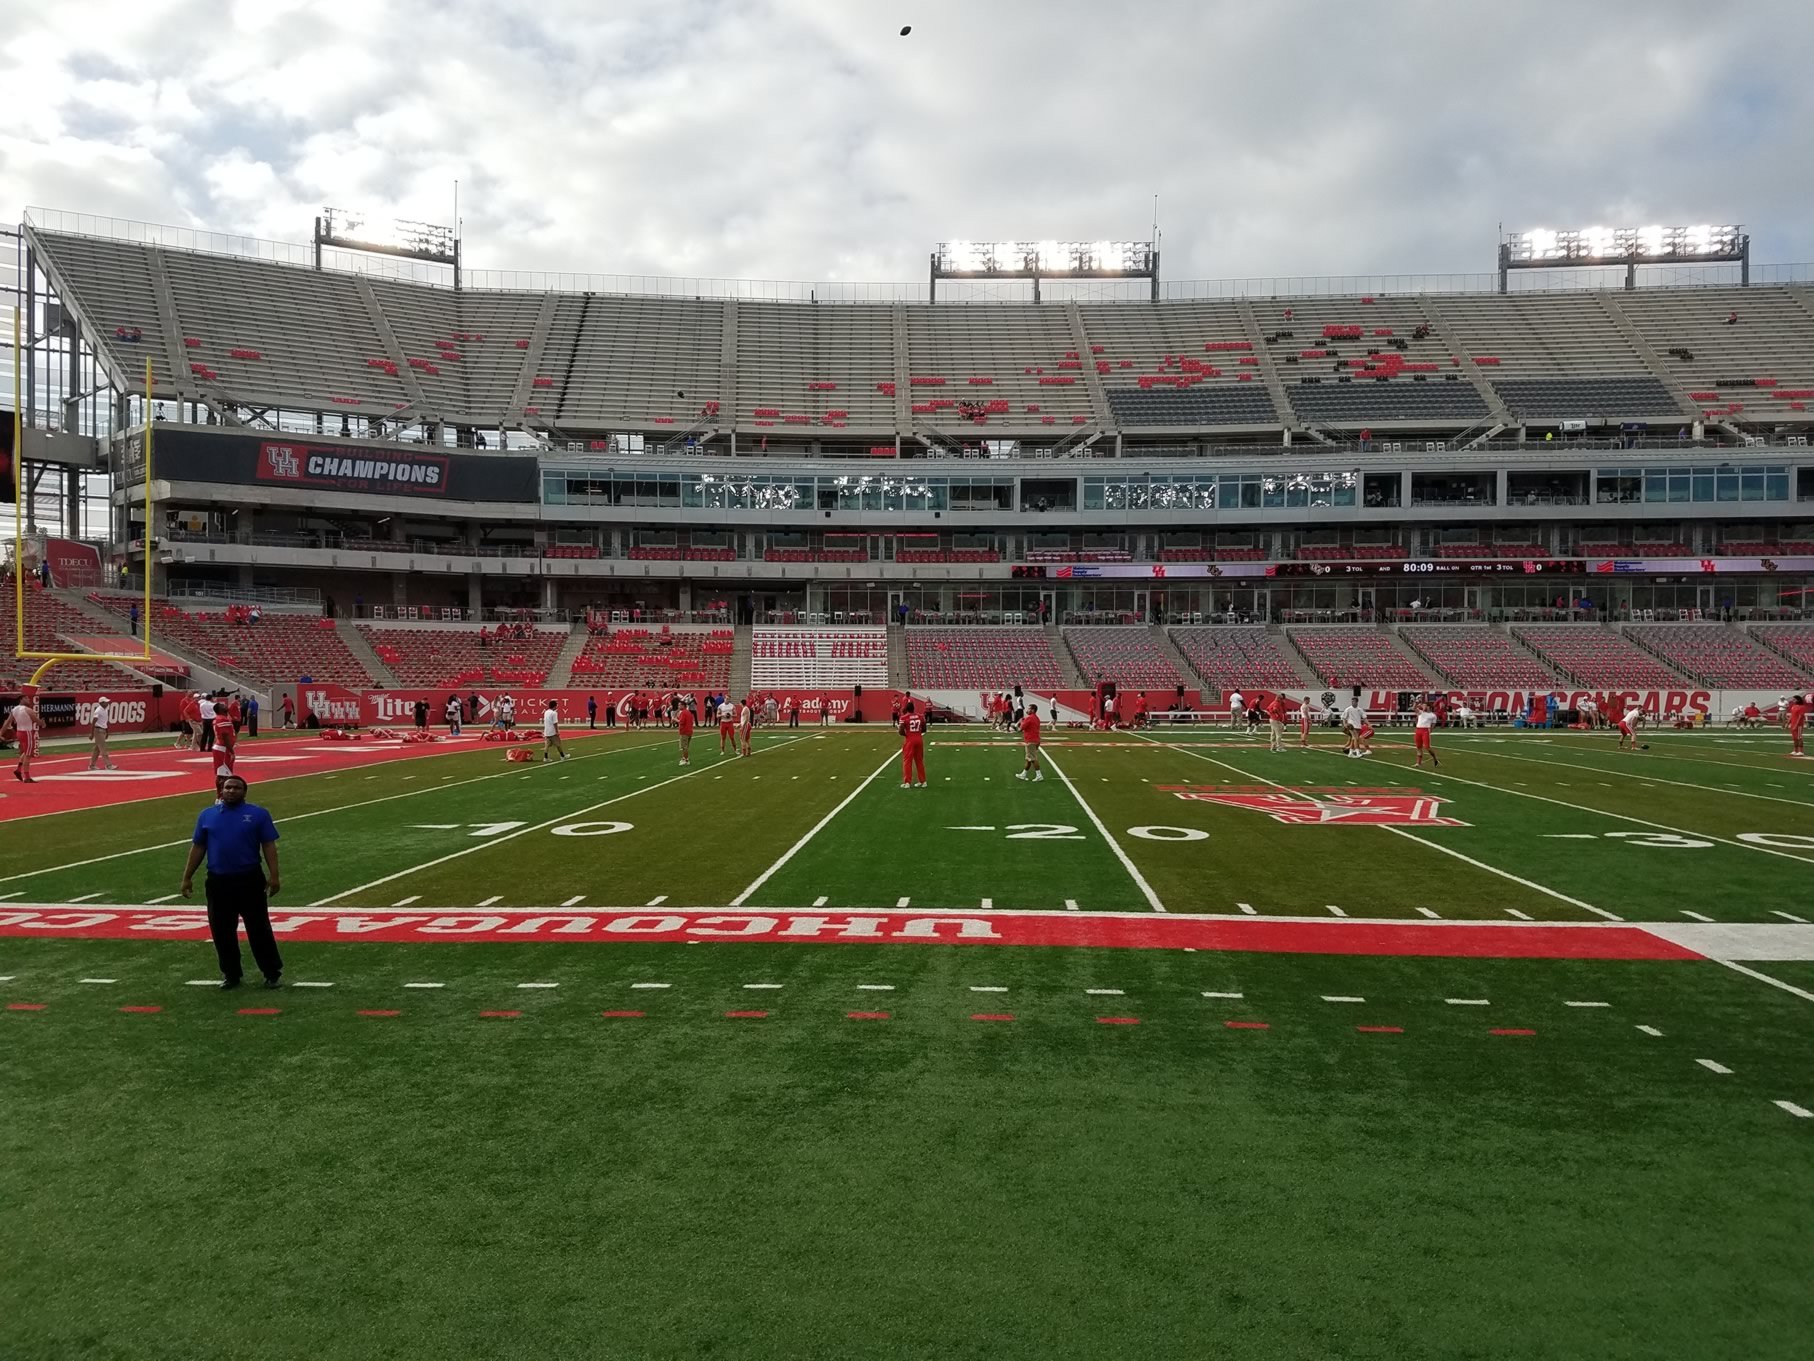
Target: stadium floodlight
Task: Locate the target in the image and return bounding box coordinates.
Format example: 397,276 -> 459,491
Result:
929,238 -> 1158,301
1499,222 -> 1748,290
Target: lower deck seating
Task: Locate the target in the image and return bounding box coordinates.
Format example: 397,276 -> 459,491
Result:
1399,627 -> 1557,688
1627,625 -> 1808,688
750,627 -> 888,688
1168,627 -> 1302,690
1287,628 -> 1434,689
2,583 -> 156,690
569,627 -> 732,688
906,628 -> 1061,689
89,590 -> 374,687
359,625 -> 565,687
1510,626 -> 1684,687
1062,627 -> 1184,688
1753,626 -> 1814,677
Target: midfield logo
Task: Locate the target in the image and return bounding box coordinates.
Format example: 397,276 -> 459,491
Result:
1157,785 -> 1468,826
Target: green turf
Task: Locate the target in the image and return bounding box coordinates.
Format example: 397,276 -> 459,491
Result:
2,938 -> 1810,1361
4,725 -> 1811,1359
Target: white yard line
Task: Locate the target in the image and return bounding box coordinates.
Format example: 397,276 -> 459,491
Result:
1381,827 -> 1623,921
1771,911 -> 1809,923
1445,998 -> 1490,1006
562,895 -> 586,907
0,739 -> 678,886
1202,991 -> 1244,999
1322,995 -> 1365,1003
1774,1100 -> 1812,1118
1135,732 -> 1618,920
1565,1000 -> 1610,1008
1321,750 -> 1814,868
1635,1024 -> 1663,1036
291,981 -> 334,988
310,741 -> 805,907
1446,745 -> 1814,810
1695,1059 -> 1733,1075
1042,748 -> 1167,913
728,749 -> 897,908
1703,958 -> 1814,1003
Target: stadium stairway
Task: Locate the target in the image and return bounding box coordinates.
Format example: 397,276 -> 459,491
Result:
544,625 -> 591,689
63,589 -> 258,696
730,625 -> 752,698
887,626 -> 909,690
1150,626 -> 1206,691
1051,622 -> 1087,688
338,623 -> 400,688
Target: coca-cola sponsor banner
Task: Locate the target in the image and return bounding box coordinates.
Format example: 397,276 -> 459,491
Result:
137,427 -> 538,503
0,691 -> 168,733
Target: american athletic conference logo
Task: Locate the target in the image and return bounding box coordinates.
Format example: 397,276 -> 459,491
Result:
1157,785 -> 1468,826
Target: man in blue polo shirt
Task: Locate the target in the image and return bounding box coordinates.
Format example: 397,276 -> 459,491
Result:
180,774 -> 284,990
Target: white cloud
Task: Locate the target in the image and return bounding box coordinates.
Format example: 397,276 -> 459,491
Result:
1,0 -> 1809,286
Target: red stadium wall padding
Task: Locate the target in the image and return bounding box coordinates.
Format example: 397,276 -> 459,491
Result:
292,686 -> 920,728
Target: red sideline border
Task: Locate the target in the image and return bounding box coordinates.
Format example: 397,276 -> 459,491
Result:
0,905 -> 1700,960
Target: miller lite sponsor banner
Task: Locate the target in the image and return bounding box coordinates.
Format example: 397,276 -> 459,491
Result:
139,427 -> 538,503
0,906 -> 1700,961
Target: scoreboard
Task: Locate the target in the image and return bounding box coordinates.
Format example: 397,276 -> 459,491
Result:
1268,559 -> 1585,577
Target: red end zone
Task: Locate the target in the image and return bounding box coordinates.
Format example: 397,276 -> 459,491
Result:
0,906 -> 1700,960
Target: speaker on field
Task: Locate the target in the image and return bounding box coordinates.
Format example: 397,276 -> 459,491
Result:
151,683 -> 164,699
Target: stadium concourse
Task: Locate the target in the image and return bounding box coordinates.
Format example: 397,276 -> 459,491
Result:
6,212 -> 1814,1361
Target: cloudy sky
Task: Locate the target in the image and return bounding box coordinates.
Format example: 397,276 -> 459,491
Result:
2,0 -> 1810,287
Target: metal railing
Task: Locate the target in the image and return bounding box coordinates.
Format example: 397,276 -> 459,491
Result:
29,207 -> 1814,304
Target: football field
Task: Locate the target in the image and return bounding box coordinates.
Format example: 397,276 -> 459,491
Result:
3,723 -> 1811,1359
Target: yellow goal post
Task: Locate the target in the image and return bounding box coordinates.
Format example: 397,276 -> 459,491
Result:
11,305 -> 154,693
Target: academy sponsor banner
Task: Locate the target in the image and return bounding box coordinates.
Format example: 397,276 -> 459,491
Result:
0,906 -> 1700,960
133,427 -> 538,503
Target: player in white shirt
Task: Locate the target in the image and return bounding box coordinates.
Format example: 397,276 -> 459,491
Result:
1777,695 -> 1790,726
1411,701 -> 1440,768
88,695 -> 118,771
1341,701 -> 1367,758
540,700 -> 569,762
500,695 -> 517,731
718,698 -> 737,755
1616,704 -> 1646,750
4,695 -> 40,782
445,694 -> 463,736
1575,696 -> 1596,729
1297,698 -> 1317,749
738,697 -> 754,757
1227,690 -> 1245,731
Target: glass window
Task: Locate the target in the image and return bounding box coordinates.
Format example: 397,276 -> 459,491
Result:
1716,469 -> 1740,502
1083,478 -> 1105,511
1765,469 -> 1789,501
1741,468 -> 1764,501
1692,472 -> 1714,502
681,475 -> 703,509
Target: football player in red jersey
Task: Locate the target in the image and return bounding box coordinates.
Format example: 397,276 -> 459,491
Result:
1788,692 -> 1808,758
899,701 -> 927,788
1015,706 -> 1045,782
211,705 -> 238,794
676,700 -> 695,766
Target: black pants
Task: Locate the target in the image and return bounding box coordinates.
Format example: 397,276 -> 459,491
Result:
206,870 -> 283,983
247,712 -> 259,737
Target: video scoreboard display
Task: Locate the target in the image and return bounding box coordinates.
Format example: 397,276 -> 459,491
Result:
1269,559 -> 1586,578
